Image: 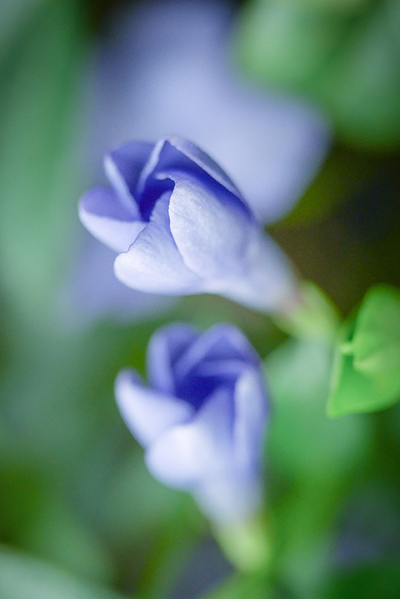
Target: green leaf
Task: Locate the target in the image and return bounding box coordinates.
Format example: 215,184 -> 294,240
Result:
328,286 -> 400,417
0,547 -> 127,599
350,286 -> 400,375
0,0 -> 86,323
266,339 -> 371,481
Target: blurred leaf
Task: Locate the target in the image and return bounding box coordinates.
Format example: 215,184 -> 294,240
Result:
100,451 -> 197,544
318,0 -> 400,147
0,0 -> 42,56
0,456 -> 114,584
0,459 -> 45,539
324,563 -> 400,598
265,339 -> 372,595
266,339 -> 371,481
273,0 -> 369,11
277,145 -> 380,226
236,0 -> 400,148
0,0 -> 86,323
20,492 -> 115,585
202,573 -> 272,599
236,2 -> 348,89
0,547 -> 126,599
328,286 -> 400,416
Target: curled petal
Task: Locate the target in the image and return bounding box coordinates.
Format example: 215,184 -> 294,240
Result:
145,386 -> 234,488
114,192 -> 202,293
160,136 -> 244,199
105,141 -> 154,214
167,173 -> 255,280
147,323 -> 199,394
79,187 -> 145,253
136,136 -> 244,202
174,323 -> 259,382
115,369 -> 194,446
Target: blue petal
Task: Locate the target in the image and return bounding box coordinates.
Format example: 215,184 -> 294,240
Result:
136,136 -> 245,202
114,191 -> 203,293
145,386 -> 234,489
173,324 -> 259,383
79,187 -> 145,252
115,369 -> 194,446
105,141 -> 154,213
146,323 -> 199,394
167,173 -> 255,280
233,367 -> 268,471
211,233 -> 298,312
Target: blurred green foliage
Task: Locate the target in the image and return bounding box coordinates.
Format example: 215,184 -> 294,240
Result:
0,547 -> 127,599
265,339 -> 372,596
0,0 -> 85,326
235,0 -> 400,148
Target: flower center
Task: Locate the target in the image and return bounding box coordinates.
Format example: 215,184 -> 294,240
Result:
138,178 -> 174,221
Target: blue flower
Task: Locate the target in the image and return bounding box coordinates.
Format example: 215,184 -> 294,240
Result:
115,323 -> 268,523
95,0 -> 330,223
79,136 -> 297,312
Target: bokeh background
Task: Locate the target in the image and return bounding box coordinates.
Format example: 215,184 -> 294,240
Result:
1,0 -> 400,597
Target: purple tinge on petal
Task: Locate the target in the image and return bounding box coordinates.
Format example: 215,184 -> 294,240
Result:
145,386 -> 234,489
105,140 -> 154,214
115,369 -> 194,447
158,136 -> 244,200
173,324 -> 259,384
147,323 -> 200,395
167,172 -> 255,280
79,186 -> 145,253
136,137 -> 247,214
114,191 -> 203,293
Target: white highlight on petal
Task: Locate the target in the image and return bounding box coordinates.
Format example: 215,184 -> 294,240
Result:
168,174 -> 254,279
114,192 -> 203,293
145,387 -> 233,488
207,232 -> 298,312
115,369 -> 194,446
